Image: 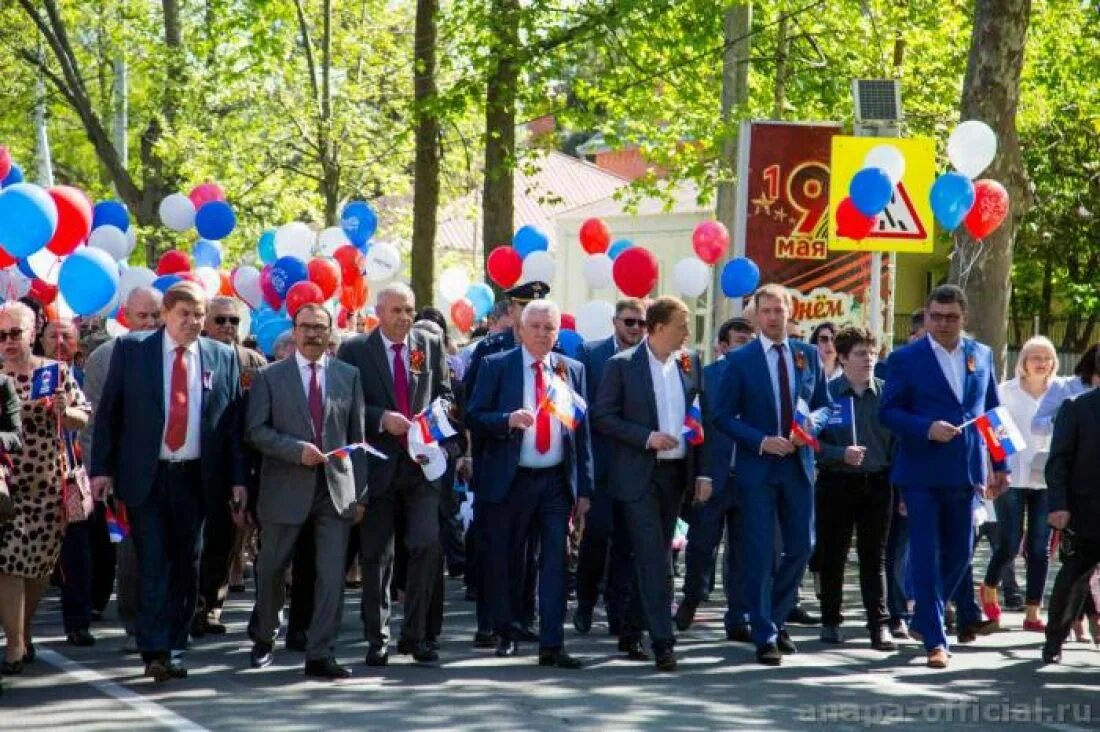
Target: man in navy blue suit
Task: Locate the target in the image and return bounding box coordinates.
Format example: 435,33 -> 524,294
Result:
879,284 -> 1009,669
715,284 -> 832,666
467,299 -> 593,669
91,281 -> 246,682
573,298 -> 645,645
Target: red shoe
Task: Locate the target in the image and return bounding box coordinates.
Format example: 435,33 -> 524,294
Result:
1023,618 -> 1046,632
980,585 -> 1002,623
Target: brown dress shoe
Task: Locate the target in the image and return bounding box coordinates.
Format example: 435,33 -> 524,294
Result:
927,647 -> 949,669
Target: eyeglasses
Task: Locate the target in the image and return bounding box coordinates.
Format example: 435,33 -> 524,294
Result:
0,328 -> 24,342
815,334 -> 834,343
214,316 -> 241,326
296,323 -> 330,334
617,317 -> 646,329
928,312 -> 962,323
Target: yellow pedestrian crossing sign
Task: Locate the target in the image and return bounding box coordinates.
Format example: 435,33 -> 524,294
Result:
828,136 -> 936,253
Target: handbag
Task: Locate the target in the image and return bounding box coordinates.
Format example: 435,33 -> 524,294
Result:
61,427 -> 92,524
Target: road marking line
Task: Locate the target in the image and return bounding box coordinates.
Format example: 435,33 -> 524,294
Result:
38,648 -> 211,732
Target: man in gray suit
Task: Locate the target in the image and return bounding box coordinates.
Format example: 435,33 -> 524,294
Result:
338,282 -> 453,666
247,303 -> 367,679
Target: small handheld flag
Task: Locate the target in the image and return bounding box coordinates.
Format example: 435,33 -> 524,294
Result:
326,442 -> 388,460
537,377 -> 587,430
412,398 -> 458,445
790,398 -> 820,451
827,398 -> 853,429
105,501 -> 130,544
30,363 -> 60,401
682,396 -> 704,446
973,406 -> 1026,462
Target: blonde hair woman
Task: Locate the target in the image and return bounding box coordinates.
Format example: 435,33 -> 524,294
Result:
981,336 -> 1057,631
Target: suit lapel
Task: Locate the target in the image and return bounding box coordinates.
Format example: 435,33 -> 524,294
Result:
919,337 -> 963,406
753,340 -> 780,427
367,331 -> 398,409
284,357 -> 314,433
960,339 -> 977,407
633,345 -> 659,428
149,329 -> 166,420
321,360 -> 341,440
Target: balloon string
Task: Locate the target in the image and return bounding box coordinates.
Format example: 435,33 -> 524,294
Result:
956,238 -> 986,290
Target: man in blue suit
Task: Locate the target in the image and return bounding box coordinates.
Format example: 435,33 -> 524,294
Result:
467,299 -> 593,669
715,284 -> 832,666
573,298 -> 646,645
675,316 -> 754,642
879,284 -> 1009,669
91,281 -> 246,682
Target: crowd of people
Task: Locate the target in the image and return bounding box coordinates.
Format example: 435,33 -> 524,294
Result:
0,277 -> 1098,692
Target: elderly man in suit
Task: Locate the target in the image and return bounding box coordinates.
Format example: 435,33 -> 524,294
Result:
247,303 -> 366,679
592,296 -> 708,672
573,298 -> 646,642
879,284 -> 1008,669
338,282 -> 452,666
715,284 -> 832,666
467,299 -> 593,668
91,281 -> 246,683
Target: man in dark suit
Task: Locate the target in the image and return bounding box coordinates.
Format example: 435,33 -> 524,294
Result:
573,298 -> 646,642
592,296 -> 707,671
337,282 -> 452,665
467,299 -> 593,668
247,303 -> 366,679
879,284 -> 1008,669
715,284 -> 832,666
91,281 -> 246,682
675,316 -> 754,642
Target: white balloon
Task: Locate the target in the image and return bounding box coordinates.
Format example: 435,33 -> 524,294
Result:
88,225 -> 130,261
0,267 -> 31,301
672,257 -> 710,298
159,193 -> 196,231
274,222 -> 316,261
862,144 -> 906,185
194,266 -> 222,296
118,266 -> 156,301
24,247 -> 63,285
105,318 -> 130,338
364,242 -> 401,283
439,266 -> 470,303
574,300 -> 615,342
317,226 -> 350,256
232,265 -> 263,310
582,253 -> 614,290
520,250 -> 555,284
947,120 -> 997,179
125,226 -> 138,258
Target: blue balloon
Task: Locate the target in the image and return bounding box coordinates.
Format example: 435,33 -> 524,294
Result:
0,183 -> 58,258
340,201 -> 378,248
512,225 -> 549,258
556,329 -> 583,357
16,259 -> 36,280
257,229 -> 277,264
271,255 -> 308,298
466,282 -> 495,320
929,172 -> 976,231
194,200 -> 235,240
257,317 -> 293,356
720,257 -> 760,298
192,239 -> 223,268
92,200 -> 130,232
152,274 -> 182,293
607,239 -> 634,260
849,167 -> 894,217
58,247 -> 120,316
1,164 -> 24,187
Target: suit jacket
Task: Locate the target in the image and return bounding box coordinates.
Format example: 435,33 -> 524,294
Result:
715,338 -> 832,489
90,329 -> 246,508
591,343 -> 703,502
701,357 -> 736,498
466,348 -> 593,504
578,336 -> 618,484
879,336 -> 1004,488
79,337 -> 116,460
245,356 -> 367,524
1046,388 -> 1100,539
337,328 -> 453,493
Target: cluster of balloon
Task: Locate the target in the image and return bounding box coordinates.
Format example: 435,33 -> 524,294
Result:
930,120 -> 1009,239
437,266 -> 496,335
484,224 -> 554,292
834,144 -> 907,241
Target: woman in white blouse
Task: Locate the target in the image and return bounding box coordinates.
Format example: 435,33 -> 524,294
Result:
981,336 -> 1058,631
810,322 -> 844,381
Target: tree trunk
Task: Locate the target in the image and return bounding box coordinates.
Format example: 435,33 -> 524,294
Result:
411,0 -> 441,308
319,0 -> 339,225
772,13 -> 788,120
949,0 -> 1032,377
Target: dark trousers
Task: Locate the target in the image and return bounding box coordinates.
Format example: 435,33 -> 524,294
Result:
438,462 -> 466,575
89,502 -> 116,614
60,519 -> 93,633
129,461 -> 204,662
360,455 -> 441,646
984,488 -> 1050,603
683,472 -> 749,629
885,493 -> 911,624
574,485 -> 632,627
815,471 -> 893,630
288,521 -> 316,640
468,501 -> 493,632
1046,534 -> 1100,651
198,500 -> 235,620
619,461 -> 685,648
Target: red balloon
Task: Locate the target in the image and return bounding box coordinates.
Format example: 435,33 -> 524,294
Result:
45,186 -> 93,256
450,298 -> 475,333
189,182 -> 225,209
362,313 -> 380,331
691,220 -> 730,264
337,306 -> 350,329
964,179 -> 1010,240
260,265 -> 283,309
835,197 -> 876,241
177,272 -> 202,285
157,249 -> 191,275
115,306 -> 130,330
0,246 -> 16,270
308,257 -> 342,300
285,281 -> 325,318
333,244 -> 364,283
578,218 -> 612,254
486,246 -> 522,288
218,270 -> 234,296
0,146 -> 10,181
339,279 -> 368,311
612,247 -> 659,297
29,278 -> 57,306
561,313 -> 576,331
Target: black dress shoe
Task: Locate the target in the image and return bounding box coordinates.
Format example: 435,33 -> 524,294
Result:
285,631 -> 308,653
673,600 -> 697,632
473,630 -> 499,648
870,627 -> 897,652
250,641 -> 274,669
204,619 -> 227,635
1,658 -> 24,675
511,624 -> 538,642
538,649 -> 583,669
426,637 -> 440,652
787,606 -> 820,626
144,659 -> 172,682
167,658 -> 188,679
365,645 -> 389,666
573,606 -> 593,634
411,640 -> 439,664
67,629 -> 96,647
726,626 -> 753,644
24,641 -> 34,663
957,618 -> 997,644
1041,645 -> 1061,664
229,583 -> 247,593
756,643 -> 782,666
653,645 -> 677,672
495,638 -> 518,657
618,636 -> 650,661
305,657 -> 351,679
777,630 -> 798,654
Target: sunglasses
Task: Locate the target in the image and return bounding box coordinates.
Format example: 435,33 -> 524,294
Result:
214,316 -> 241,326
816,334 -> 834,343
618,317 -> 646,329
0,328 -> 24,342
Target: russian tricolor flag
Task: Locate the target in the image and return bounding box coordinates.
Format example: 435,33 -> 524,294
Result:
682,396 -> 704,446
105,501 -> 129,544
790,398 -> 820,451
326,442 -> 388,460
538,378 -> 587,430
413,399 -> 458,444
973,406 -> 1026,462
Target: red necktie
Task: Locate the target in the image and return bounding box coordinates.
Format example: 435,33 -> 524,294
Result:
164,346 -> 188,452
533,361 -> 550,454
391,343 -> 410,418
774,343 -> 793,436
308,363 -> 323,447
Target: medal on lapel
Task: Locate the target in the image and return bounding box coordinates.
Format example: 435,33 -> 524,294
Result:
240,370 -> 254,390
676,351 -> 692,375
794,350 -> 806,371
553,360 -> 567,381
966,355 -> 976,374
409,347 -> 425,375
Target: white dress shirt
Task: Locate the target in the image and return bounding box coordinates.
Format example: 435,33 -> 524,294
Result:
758,332 -> 796,435
646,341 -> 686,460
160,333 -> 202,460
928,334 -> 966,402
998,377 -> 1050,489
518,347 -> 564,468
295,351 -> 328,402
380,332 -> 411,380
